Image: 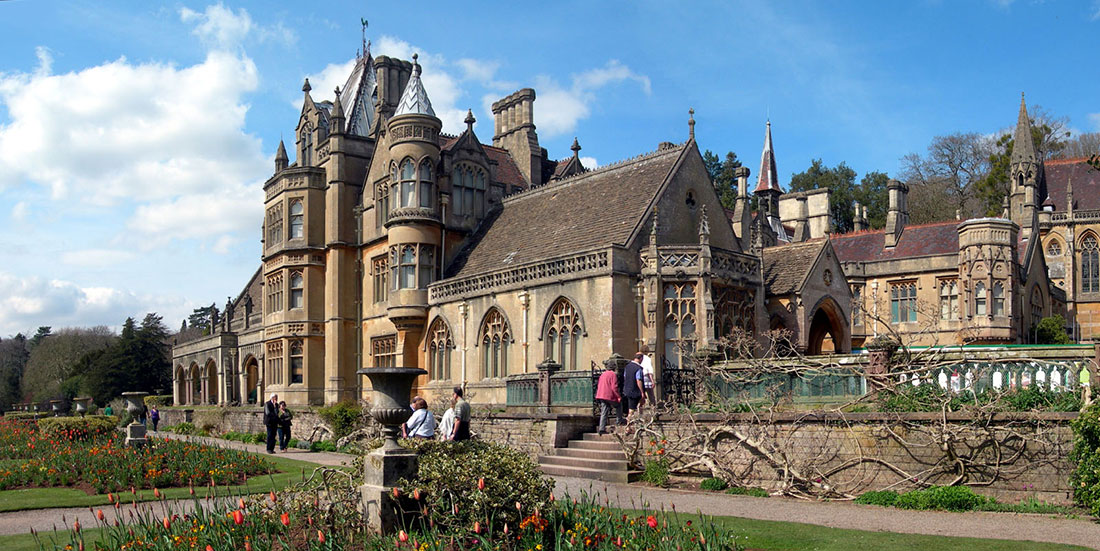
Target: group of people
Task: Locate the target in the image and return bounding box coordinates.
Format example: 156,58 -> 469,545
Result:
263,395 -> 295,453
103,403 -> 161,431
595,352 -> 656,434
262,386 -> 473,454
401,386 -> 471,441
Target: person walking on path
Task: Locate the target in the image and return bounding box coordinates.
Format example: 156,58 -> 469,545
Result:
437,406 -> 455,441
595,361 -> 622,434
403,397 -> 436,439
263,393 -> 279,454
450,386 -> 471,441
139,404 -> 149,426
277,401 -> 293,451
149,405 -> 160,432
640,352 -> 657,407
622,353 -> 645,420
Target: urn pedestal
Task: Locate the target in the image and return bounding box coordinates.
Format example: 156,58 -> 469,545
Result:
121,392 -> 149,448
73,397 -> 91,417
356,367 -> 425,533
49,399 -> 66,417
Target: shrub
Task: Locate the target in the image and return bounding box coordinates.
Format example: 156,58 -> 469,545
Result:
855,490 -> 899,507
193,408 -> 226,433
169,422 -> 196,435
252,432 -> 266,444
3,412 -> 39,420
641,458 -> 670,488
310,440 -> 338,452
397,439 -> 554,534
317,400 -> 364,441
1035,315 -> 1072,344
700,477 -> 728,491
1070,402 -> 1100,516
144,395 -> 173,408
894,486 -> 987,512
725,486 -> 768,497
37,415 -> 117,440
999,386 -> 1082,412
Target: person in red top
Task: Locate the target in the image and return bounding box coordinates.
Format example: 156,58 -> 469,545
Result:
595,361 -> 622,434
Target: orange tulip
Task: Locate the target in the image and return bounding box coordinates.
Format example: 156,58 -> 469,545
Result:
153,488 -> 160,498
206,546 -> 214,551
477,478 -> 485,490
473,521 -> 481,534
162,517 -> 171,530
96,510 -> 104,521
73,520 -> 80,533
244,542 -> 252,551
270,491 -> 278,503
280,512 -> 290,527
106,493 -> 114,504
317,530 -> 325,543
238,498 -> 246,509
392,487 -> 400,498
233,510 -> 244,525
412,488 -> 421,500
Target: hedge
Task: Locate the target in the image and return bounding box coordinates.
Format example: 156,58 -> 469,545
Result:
144,395 -> 173,408
3,412 -> 41,420
37,415 -> 118,440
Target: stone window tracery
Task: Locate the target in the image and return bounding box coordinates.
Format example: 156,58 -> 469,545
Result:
289,271 -> 303,310
371,336 -> 397,368
266,340 -> 283,386
939,279 -> 959,321
300,127 -> 312,166
713,286 -> 754,339
1047,240 -> 1062,257
889,281 -> 917,323
663,282 -> 697,368
545,298 -> 583,371
371,255 -> 388,303
1082,236 -> 1100,293
427,318 -> 453,381
852,285 -> 863,326
266,272 -> 283,312
289,200 -> 304,239
397,159 -> 416,208
266,204 -> 283,247
389,244 -> 436,290
481,309 -> 511,379
419,160 -> 434,209
453,164 -> 487,218
974,282 -> 987,316
1031,287 -> 1043,326
289,340 -> 303,384
992,281 -> 1005,317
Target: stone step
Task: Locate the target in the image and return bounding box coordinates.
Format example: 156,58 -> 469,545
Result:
567,439 -> 622,451
555,447 -> 628,461
538,454 -> 628,471
539,463 -> 631,484
582,432 -> 620,442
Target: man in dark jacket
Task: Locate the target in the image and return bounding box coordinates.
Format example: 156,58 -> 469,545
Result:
263,393 -> 279,454
622,353 -> 646,419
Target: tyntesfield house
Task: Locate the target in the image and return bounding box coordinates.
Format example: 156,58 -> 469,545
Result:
172,36 -> 1090,407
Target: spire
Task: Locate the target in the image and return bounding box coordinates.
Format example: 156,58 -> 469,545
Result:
275,139 -> 288,172
394,54 -> 436,117
570,137 -> 581,159
688,108 -> 695,140
1012,93 -> 1038,165
755,120 -> 781,194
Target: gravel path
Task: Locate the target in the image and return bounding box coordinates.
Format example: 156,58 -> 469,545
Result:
552,476 -> 1100,550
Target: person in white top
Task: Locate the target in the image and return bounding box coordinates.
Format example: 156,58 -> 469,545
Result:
402,397 -> 436,439
640,352 -> 657,407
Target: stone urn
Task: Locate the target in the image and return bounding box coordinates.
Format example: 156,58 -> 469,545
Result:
356,366 -> 426,533
49,399 -> 65,417
121,392 -> 149,448
72,397 -> 92,417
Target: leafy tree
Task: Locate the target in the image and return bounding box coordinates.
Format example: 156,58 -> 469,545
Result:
187,304 -> 219,335
78,314 -> 172,404
29,326 -> 51,350
0,334 -> 29,410
1035,315 -> 1072,345
702,150 -> 743,210
20,327 -> 115,402
788,160 -> 854,232
855,171 -> 890,230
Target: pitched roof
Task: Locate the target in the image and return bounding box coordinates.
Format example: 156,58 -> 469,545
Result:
762,239 -> 825,296
338,54 -> 377,137
440,135 -> 528,190
1045,158 -> 1100,211
830,220 -> 960,263
449,143 -> 687,278
755,120 -> 781,193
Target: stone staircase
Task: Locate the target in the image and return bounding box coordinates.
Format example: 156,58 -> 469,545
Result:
538,432 -> 635,483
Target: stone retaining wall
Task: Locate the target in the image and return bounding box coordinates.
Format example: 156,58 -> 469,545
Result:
159,407 -> 331,441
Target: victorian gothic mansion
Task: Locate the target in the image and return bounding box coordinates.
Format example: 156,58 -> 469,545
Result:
172,42 -> 1087,407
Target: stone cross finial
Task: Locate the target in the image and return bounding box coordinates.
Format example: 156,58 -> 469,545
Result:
465,109 -> 476,132
571,137 -> 581,158
688,108 -> 695,140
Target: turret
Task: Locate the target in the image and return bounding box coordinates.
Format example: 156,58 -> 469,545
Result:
754,120 -> 784,242
275,140 -> 288,173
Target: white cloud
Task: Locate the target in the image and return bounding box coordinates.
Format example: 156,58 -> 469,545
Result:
580,156 -> 598,170
531,60 -> 651,137
60,249 -> 138,268
128,185 -> 261,248
179,3 -> 296,50
1092,1 -> 1100,21
1089,113 -> 1100,131
0,9 -> 270,249
10,201 -> 27,222
0,272 -> 189,336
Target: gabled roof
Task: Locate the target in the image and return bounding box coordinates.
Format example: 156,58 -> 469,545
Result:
338,54 -> 377,137
831,220 -> 960,263
1046,158 -> 1100,210
448,143 -> 687,278
763,239 -> 826,296
440,135 -> 528,191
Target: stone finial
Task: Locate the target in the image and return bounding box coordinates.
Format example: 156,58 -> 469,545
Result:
302,78 -> 311,93
699,204 -> 710,243
275,139 -> 288,172
464,109 -> 476,132
571,137 -> 581,158
688,108 -> 695,140
650,206 -> 659,239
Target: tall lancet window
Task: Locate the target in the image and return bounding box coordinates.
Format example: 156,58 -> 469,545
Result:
1083,236 -> 1100,293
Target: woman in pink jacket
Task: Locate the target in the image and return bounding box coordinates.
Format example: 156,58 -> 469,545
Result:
595,362 -> 622,434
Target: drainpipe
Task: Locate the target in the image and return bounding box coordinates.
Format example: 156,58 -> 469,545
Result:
519,290 -> 530,373
459,302 -> 469,384
354,205 -> 364,401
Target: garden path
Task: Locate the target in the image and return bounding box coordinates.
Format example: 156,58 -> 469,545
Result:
155,432 -> 353,466
552,476 -> 1100,550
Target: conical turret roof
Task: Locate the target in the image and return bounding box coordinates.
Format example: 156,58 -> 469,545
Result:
755,120 -> 781,194
395,54 -> 435,117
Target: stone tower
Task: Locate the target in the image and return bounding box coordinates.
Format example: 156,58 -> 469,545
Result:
1009,93 -> 1043,240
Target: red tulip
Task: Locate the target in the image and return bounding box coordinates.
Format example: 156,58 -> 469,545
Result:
317,530 -> 325,543
398,530 -> 409,543
205,546 -> 213,551
477,477 -> 485,490
244,542 -> 252,551
473,521 -> 481,534
393,487 -> 400,498
189,486 -> 195,496
233,510 -> 244,525
106,493 -> 114,504
280,512 -> 290,527
73,520 -> 80,533
647,515 -> 658,529
412,488 -> 421,500
96,510 -> 104,521
162,517 -> 171,530
153,488 -> 160,498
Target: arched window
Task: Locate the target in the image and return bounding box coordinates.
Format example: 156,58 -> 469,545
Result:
453,164 -> 488,217
289,340 -> 303,384
1031,287 -> 1043,325
389,244 -> 436,290
419,160 -> 434,209
300,128 -> 312,166
399,159 -> 416,208
426,318 -> 453,381
663,283 -> 697,368
544,299 -> 583,371
289,271 -> 303,309
399,245 -> 416,289
1047,240 -> 1062,257
419,245 -> 435,288
974,282 -> 987,316
939,279 -> 959,320
1082,236 -> 1100,293
289,200 -> 304,239
889,282 -> 917,323
992,282 -> 1005,316
480,309 -> 511,378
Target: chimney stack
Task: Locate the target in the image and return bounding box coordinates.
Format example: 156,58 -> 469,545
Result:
853,200 -> 864,232
884,179 -> 909,248
492,88 -> 543,187
793,196 -> 809,242
732,166 -> 752,251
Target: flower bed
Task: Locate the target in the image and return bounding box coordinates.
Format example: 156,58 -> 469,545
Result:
0,418 -> 273,494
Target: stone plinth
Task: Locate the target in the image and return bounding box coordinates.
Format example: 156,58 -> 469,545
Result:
125,422 -> 148,448
360,447 -> 418,533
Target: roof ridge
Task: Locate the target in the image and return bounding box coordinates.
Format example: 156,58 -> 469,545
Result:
502,141 -> 687,202
1047,156 -> 1096,165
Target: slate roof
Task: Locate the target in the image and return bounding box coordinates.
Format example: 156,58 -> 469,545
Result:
762,239 -> 825,296
1046,158 -> 1100,211
448,143 -> 687,278
831,220 -> 960,263
441,136 -> 528,190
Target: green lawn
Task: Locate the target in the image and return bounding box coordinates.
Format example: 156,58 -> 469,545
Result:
0,514 -> 1088,551
0,454 -> 341,512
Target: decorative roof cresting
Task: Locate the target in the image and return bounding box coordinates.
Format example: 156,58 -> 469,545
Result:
395,54 -> 436,117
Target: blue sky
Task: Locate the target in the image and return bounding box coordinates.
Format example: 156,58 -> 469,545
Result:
0,0 -> 1098,336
